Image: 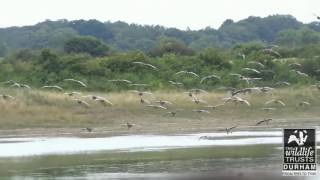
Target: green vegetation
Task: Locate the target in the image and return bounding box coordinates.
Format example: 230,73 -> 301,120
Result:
1,42 -> 320,91
0,15 -> 320,90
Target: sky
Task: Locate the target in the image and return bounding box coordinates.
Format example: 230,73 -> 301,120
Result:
0,0 -> 319,30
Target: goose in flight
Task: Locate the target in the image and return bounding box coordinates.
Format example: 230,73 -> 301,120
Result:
108,79 -> 132,84
231,88 -> 253,96
297,101 -> 310,107
82,95 -> 99,100
239,76 -> 262,84
192,109 -> 210,114
192,97 -> 207,104
20,84 -> 31,89
165,109 -> 184,117
223,96 -> 250,106
256,118 -> 272,126
147,104 -> 167,110
200,74 -> 221,83
175,71 -> 200,78
126,122 -> 133,129
228,73 -> 243,78
248,61 -> 265,68
236,98 -> 251,106
259,87 -> 274,93
41,85 -> 63,91
140,98 -> 151,104
168,80 -> 183,86
129,90 -> 153,96
229,74 -> 261,84
9,82 -> 31,89
64,79 -> 87,87
262,48 -> 281,57
155,100 -> 173,106
64,92 -> 81,96
226,126 -> 237,134
265,99 -> 286,106
129,83 -> 151,87
262,107 -> 276,112
274,81 -> 290,87
291,70 -> 308,77
72,99 -> 90,108
132,61 -> 158,70
1,80 -> 16,85
288,63 -> 302,68
203,103 -> 225,109
95,97 -> 113,106
0,94 -> 14,100
241,68 -> 261,74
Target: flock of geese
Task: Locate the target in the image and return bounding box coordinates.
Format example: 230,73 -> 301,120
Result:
0,47 -> 319,136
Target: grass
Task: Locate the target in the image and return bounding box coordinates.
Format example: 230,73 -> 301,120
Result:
0,86 -> 320,135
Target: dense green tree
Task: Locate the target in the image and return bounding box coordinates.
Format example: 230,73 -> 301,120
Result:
0,41 -> 7,57
149,38 -> 195,56
69,19 -> 114,41
0,15 -> 316,54
64,36 -> 110,56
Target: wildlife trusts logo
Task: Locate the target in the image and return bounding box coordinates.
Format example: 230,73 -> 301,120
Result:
283,129 -> 317,176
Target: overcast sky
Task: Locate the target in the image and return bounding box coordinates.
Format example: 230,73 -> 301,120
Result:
0,0 -> 319,30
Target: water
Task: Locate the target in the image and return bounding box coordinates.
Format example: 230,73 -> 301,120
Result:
0,130 -> 285,157
0,130 -> 319,179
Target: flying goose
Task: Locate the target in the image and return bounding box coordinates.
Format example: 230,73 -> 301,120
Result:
168,80 -> 183,86
0,94 -> 14,100
108,79 -> 132,84
256,118 -> 273,126
41,85 -> 63,91
248,61 -> 265,68
126,122 -> 133,129
129,90 -> 153,96
265,99 -> 286,106
226,126 -> 237,134
165,109 -> 184,117
155,100 -> 173,106
175,71 -> 200,78
64,92 -> 81,96
241,68 -> 261,74
64,79 -> 87,87
95,97 -> 113,106
192,97 -> 207,104
200,74 -> 221,83
192,109 -> 210,114
132,61 -> 158,70
72,99 -> 90,108
147,104 -> 167,110
203,103 -> 225,109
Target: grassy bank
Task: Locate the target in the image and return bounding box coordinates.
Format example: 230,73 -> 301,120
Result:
0,86 -> 319,135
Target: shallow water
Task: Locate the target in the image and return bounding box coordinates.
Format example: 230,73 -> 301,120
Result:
1,130 -> 319,179
0,130 -> 286,157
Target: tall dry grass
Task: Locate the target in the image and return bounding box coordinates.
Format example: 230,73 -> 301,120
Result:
0,86 -> 319,132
